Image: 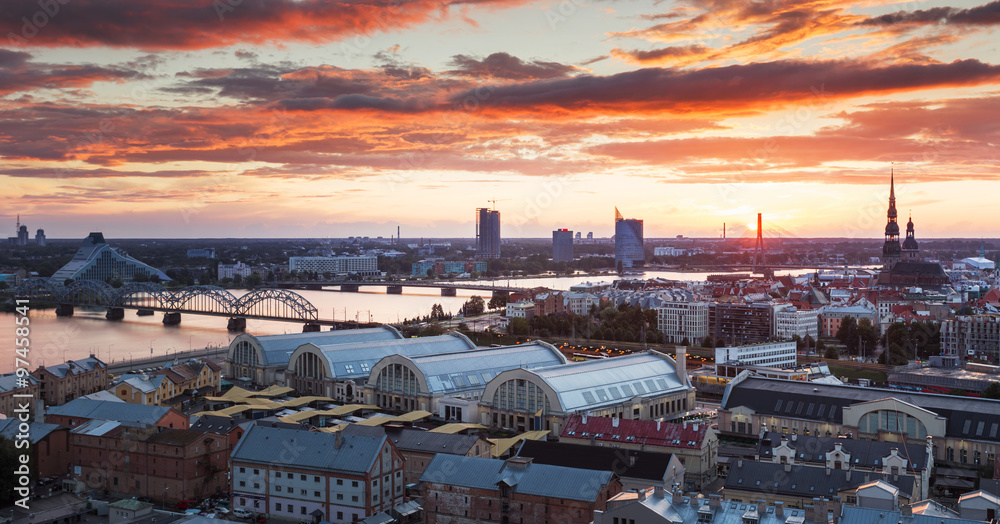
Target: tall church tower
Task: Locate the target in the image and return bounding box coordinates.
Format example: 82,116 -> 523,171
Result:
901,213 -> 920,261
882,171 -> 901,270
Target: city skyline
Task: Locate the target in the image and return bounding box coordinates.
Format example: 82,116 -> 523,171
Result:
1,1 -> 999,238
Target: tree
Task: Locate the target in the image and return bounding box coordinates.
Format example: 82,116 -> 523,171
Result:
463,295 -> 486,316
232,273 -> 243,286
984,382 -> 1000,400
804,335 -> 815,354
430,304 -> 446,321
508,317 -> 530,336
701,336 -> 715,349
108,277 -> 124,288
837,317 -> 859,354
857,318 -> 878,360
680,337 -> 690,347
245,273 -> 262,288
879,342 -> 909,366
426,268 -> 435,278
822,341 -> 838,360
488,295 -> 508,311
792,334 -> 803,351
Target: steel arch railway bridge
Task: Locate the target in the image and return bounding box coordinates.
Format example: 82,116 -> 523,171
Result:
14,279 -> 323,331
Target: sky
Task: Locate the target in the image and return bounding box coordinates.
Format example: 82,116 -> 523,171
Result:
1,0 -> 999,240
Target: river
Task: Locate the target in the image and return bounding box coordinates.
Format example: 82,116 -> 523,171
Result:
0,268 -> 824,373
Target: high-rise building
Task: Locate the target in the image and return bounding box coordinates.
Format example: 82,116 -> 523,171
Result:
50,232 -> 171,283
614,207 -> 644,268
574,231 -> 581,241
34,229 -> 46,247
15,215 -> 28,246
586,232 -> 593,243
476,207 -> 501,259
552,229 -> 573,262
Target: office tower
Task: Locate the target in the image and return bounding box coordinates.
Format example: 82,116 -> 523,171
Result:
552,229 -> 573,262
614,208 -> 644,268
476,208 -> 501,259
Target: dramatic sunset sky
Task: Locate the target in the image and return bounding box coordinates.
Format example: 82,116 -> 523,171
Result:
1,0 -> 998,239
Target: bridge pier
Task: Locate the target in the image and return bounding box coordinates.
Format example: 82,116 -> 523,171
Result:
227,317 -> 247,332
302,322 -> 321,333
55,304 -> 74,317
105,307 -> 125,320
341,284 -> 360,292
491,290 -> 510,299
441,288 -> 457,297
162,312 -> 181,325
386,285 -> 403,294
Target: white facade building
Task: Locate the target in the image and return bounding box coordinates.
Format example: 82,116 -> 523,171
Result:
218,261 -> 252,280
506,301 -> 535,320
715,341 -> 796,368
288,255 -> 378,276
773,305 -> 819,341
564,292 -> 600,316
657,302 -> 710,344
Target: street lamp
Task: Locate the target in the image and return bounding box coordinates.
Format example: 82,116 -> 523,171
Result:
162,487 -> 169,511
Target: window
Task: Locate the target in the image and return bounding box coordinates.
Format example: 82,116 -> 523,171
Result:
276,504 -> 282,511
254,483 -> 260,489
337,513 -> 343,520
352,496 -> 358,502
274,471 -> 281,477
301,474 -> 307,481
240,467 -> 246,474
239,481 -> 246,487
336,494 -> 343,501
336,479 -> 343,486
314,476 -> 320,483
253,501 -> 260,509
301,507 -> 306,515
276,486 -> 282,492
301,489 -> 307,496
254,469 -> 259,475
352,481 -> 359,487
288,505 -> 293,513
287,473 -> 293,479
314,491 -> 320,497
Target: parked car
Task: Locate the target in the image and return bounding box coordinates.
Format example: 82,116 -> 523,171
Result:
175,500 -> 199,511
232,508 -> 253,519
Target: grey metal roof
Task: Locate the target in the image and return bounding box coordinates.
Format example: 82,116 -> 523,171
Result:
39,357 -> 106,378
516,439 -> 672,481
116,374 -> 166,393
839,506 -> 983,524
343,425 -> 484,455
0,372 -> 38,393
527,351 -> 687,412
46,398 -> 172,425
239,326 -> 403,367
419,454 -> 613,502
302,332 -> 478,380
758,432 -> 928,472
403,341 -> 566,395
0,418 -> 63,443
230,424 -> 385,474
725,459 -> 915,499
723,376 -> 1000,440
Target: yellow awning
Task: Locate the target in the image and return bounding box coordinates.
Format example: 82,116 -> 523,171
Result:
353,416 -> 399,426
326,404 -> 379,416
393,410 -> 432,422
192,411 -> 230,418
316,424 -> 349,433
488,430 -> 549,457
429,423 -> 486,434
253,385 -> 294,397
278,396 -> 335,408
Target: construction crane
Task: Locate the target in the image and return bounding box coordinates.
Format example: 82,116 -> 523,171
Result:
487,198 -> 509,210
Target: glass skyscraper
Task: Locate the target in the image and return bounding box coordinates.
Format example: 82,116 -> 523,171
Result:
476,208 -> 501,259
614,207 -> 644,268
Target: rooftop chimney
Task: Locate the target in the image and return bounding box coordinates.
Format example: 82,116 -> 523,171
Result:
690,494 -> 700,507
613,417 -> 619,428
815,497 -> 829,523
637,489 -> 647,502
671,489 -> 683,504
335,431 -> 344,449
831,496 -> 842,523
775,501 -> 784,518
845,466 -> 851,482
657,420 -> 661,431
676,346 -> 688,385
709,494 -> 722,508
738,458 -> 743,468
900,505 -> 912,517
654,486 -> 664,499
582,414 -> 587,424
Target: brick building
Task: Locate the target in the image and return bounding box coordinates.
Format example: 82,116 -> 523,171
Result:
0,419 -> 70,479
66,421 -> 228,501
343,425 -> 491,485
420,455 -> 620,524
230,425 -> 406,522
0,372 -> 39,419
709,303 -> 772,346
32,356 -> 108,407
